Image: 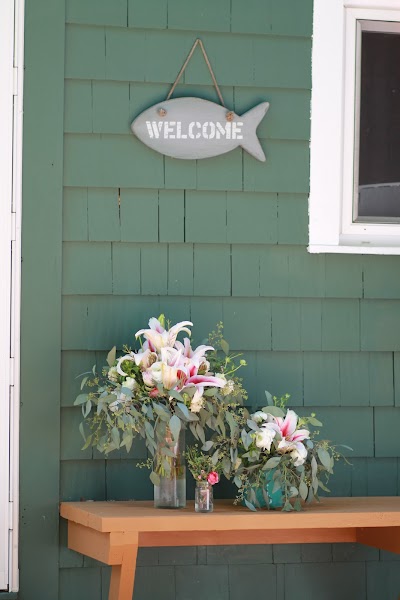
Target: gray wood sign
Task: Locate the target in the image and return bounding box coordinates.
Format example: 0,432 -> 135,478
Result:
131,97 -> 270,162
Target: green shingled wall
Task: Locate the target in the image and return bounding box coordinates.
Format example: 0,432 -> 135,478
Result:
19,0 -> 400,599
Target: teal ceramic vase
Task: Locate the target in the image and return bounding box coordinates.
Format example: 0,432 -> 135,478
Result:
244,469 -> 283,509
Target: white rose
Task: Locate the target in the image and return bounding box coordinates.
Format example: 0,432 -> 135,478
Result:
149,361 -> 163,383
123,377 -> 137,391
252,411 -> 269,424
255,424 -> 277,452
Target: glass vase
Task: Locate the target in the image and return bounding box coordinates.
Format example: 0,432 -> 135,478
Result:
153,426 -> 186,509
195,481 -> 213,513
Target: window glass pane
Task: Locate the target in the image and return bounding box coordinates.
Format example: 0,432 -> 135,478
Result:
357,29 -> 400,221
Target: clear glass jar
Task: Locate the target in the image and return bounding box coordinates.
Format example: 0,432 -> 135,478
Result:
153,426 -> 186,509
195,481 -> 213,513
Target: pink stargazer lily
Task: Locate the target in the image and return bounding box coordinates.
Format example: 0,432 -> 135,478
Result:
275,409 -> 310,466
177,365 -> 226,395
175,338 -> 214,362
135,317 -> 193,351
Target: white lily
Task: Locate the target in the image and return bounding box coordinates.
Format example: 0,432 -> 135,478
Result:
116,353 -> 136,377
123,377 -> 137,391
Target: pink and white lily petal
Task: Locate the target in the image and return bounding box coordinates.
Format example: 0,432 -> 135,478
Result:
289,442 -> 308,466
191,345 -> 215,366
167,321 -> 193,346
160,346 -> 184,368
136,320 -> 193,351
148,317 -> 165,333
142,369 -> 154,387
175,339 -> 214,363
174,338 -> 193,357
278,438 -> 309,462
161,363 -> 179,390
182,374 -> 226,390
275,409 -> 299,439
133,348 -> 158,369
135,329 -> 168,352
291,429 -> 310,443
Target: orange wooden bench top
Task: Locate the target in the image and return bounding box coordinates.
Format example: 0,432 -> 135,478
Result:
61,496 -> 400,533
60,497 -> 400,600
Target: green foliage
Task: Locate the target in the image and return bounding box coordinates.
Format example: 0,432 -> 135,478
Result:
184,445 -> 222,482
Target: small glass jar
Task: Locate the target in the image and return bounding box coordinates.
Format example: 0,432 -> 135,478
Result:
195,481 -> 213,513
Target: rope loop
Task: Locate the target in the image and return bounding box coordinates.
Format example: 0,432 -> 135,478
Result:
166,39 -> 225,107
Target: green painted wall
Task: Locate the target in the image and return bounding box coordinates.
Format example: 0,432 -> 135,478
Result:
19,0 -> 400,599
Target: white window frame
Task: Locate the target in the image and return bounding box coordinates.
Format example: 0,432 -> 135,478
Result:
0,0 -> 24,591
309,0 -> 400,254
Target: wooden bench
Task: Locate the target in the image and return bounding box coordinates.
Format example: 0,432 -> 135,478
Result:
60,497 -> 400,600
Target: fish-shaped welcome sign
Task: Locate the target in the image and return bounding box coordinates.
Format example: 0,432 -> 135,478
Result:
131,97 -> 270,162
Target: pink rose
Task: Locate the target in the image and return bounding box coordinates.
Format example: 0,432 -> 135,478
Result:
207,471 -> 219,485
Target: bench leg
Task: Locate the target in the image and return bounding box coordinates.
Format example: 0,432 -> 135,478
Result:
109,544 -> 138,600
357,526 -> 400,555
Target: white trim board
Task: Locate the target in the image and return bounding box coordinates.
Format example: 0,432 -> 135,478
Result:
309,0 -> 400,254
0,0 -> 24,591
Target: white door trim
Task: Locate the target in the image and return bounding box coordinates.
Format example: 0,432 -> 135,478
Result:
0,0 -> 24,591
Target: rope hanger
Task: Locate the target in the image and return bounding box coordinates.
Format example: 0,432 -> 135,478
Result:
166,38 -> 226,108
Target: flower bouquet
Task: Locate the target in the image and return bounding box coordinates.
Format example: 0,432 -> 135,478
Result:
185,445 -> 221,513
229,394 -> 350,511
75,316 -> 246,508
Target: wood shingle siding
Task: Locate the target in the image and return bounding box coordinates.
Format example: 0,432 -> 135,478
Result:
19,0 -> 400,598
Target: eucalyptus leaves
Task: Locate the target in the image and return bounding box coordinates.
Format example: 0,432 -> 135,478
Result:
74,316 -> 246,491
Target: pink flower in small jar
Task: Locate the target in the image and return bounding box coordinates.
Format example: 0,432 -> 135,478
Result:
207,471 -> 219,485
